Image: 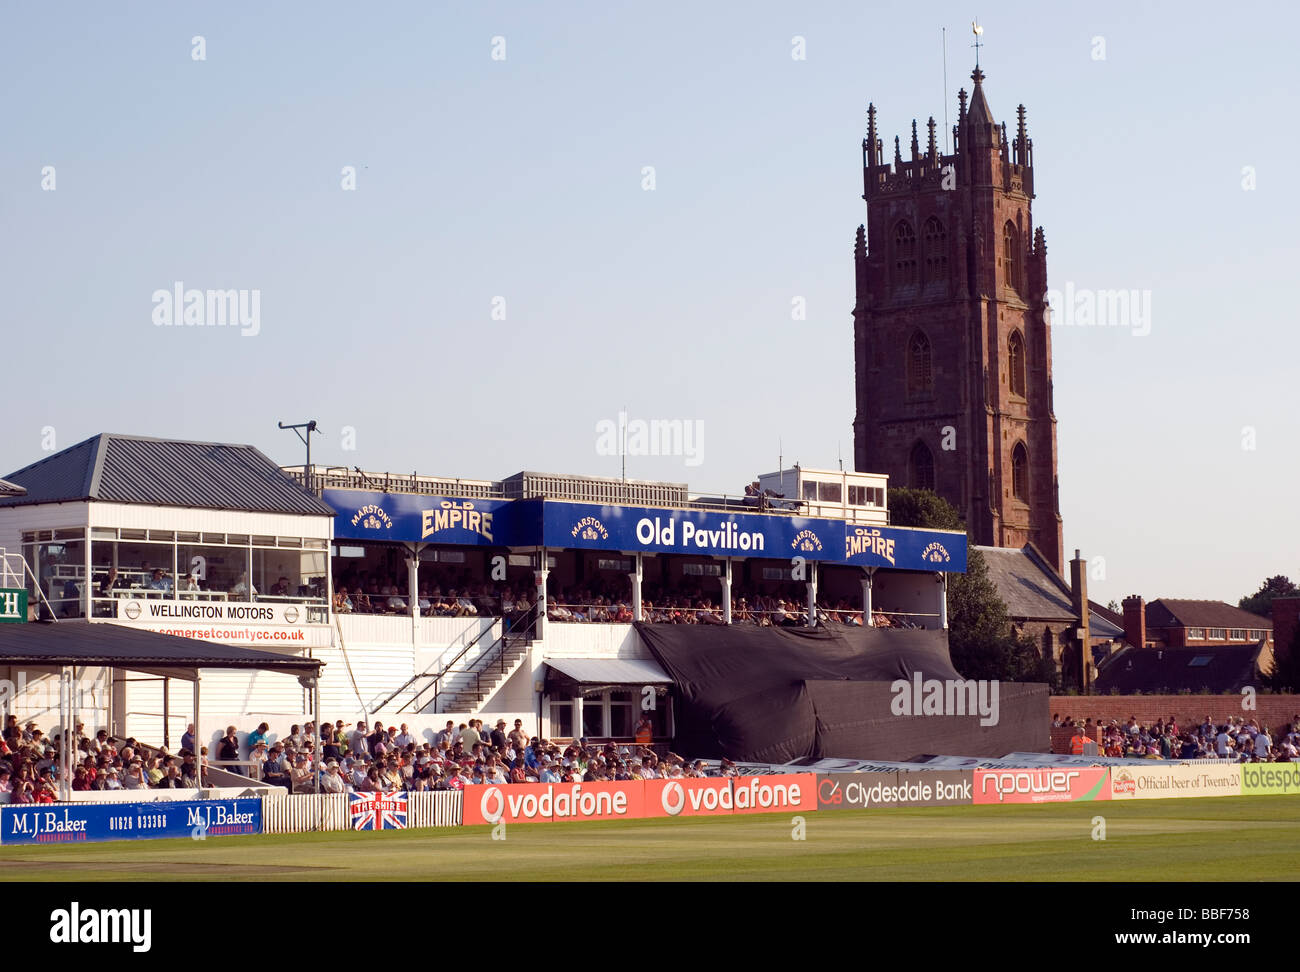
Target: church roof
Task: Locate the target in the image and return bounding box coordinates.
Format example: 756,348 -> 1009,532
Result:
976,544 -> 1125,639
965,67 -> 996,125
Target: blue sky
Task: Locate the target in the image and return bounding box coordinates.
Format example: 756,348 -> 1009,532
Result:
1,1 -> 1295,607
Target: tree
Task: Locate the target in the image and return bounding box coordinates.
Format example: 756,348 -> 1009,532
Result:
1238,575 -> 1298,618
888,487 -> 964,531
887,487 -> 1056,688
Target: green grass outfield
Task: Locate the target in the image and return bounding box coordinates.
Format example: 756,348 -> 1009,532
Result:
2,795 -> 1297,881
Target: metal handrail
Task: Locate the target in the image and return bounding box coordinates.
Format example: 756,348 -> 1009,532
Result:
469,606 -> 539,707
392,605 -> 537,714
374,619 -> 499,712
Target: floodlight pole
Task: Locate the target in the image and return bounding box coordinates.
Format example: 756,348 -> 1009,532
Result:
278,420 -> 320,492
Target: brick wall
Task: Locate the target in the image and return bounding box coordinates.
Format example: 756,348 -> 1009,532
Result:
1049,725 -> 1100,754
1274,598 -> 1300,666
1050,695 -> 1300,736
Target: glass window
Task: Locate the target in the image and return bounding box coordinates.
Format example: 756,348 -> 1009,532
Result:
178,543 -> 249,600
581,702 -> 603,739
818,482 -> 842,503
1009,330 -> 1026,398
908,331 -> 933,396
549,703 -> 573,739
1012,443 -> 1029,501
910,442 -> 935,491
802,480 -> 818,501
28,535 -> 86,619
607,690 -> 634,738
251,544 -> 327,602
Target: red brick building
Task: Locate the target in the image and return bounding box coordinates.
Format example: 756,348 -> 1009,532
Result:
852,64 -> 1063,573
1120,595 -> 1274,673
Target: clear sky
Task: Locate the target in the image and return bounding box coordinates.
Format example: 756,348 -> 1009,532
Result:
1,1 -> 1295,609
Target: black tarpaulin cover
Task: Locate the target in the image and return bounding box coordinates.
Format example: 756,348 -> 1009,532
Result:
636,622 -> 1047,762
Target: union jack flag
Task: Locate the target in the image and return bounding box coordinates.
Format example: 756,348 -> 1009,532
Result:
349,791 -> 408,830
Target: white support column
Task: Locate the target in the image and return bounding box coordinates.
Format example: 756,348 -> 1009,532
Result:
805,562 -> 818,628
193,673 -> 202,787
59,666 -> 70,802
572,694 -> 584,743
937,572 -> 949,630
862,568 -> 875,627
406,551 -> 420,620
720,559 -> 733,625
630,553 -> 643,622
535,551 -> 549,640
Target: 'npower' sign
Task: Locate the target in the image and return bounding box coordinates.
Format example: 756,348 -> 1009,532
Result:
463,775 -> 815,825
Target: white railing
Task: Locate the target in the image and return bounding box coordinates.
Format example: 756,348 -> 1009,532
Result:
259,791 -> 462,833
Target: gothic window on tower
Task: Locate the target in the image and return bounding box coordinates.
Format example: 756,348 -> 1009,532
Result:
910,441 -> 935,492
1002,220 -> 1019,293
1012,442 -> 1029,502
923,217 -> 947,285
1008,329 -> 1026,398
893,220 -> 918,289
907,330 -> 933,396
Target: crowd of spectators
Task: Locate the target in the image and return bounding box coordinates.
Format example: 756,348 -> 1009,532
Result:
227,715 -> 724,793
1,715 -> 203,802
1057,713 -> 1300,762
332,566 -> 536,621
330,564 -> 927,629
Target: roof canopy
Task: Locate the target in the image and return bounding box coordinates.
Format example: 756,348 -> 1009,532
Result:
0,433 -> 333,517
0,621 -> 323,681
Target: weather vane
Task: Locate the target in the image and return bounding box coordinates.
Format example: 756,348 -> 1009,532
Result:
971,20 -> 983,68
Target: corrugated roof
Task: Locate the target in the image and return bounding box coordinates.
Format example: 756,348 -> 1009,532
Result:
545,657 -> 672,684
0,433 -> 333,516
1095,643 -> 1262,694
0,477 -> 26,497
1146,599 -> 1271,631
0,620 -> 323,675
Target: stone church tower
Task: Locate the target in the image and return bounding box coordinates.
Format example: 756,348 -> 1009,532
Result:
852,65 -> 1064,573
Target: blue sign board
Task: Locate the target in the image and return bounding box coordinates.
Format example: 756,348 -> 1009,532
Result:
325,489 -> 515,547
0,799 -> 262,845
542,501 -> 846,561
321,489 -> 966,572
843,523 -> 968,573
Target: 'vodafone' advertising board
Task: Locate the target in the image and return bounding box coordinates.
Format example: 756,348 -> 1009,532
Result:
462,775 -> 816,825
973,768 -> 1110,805
464,781 -> 645,825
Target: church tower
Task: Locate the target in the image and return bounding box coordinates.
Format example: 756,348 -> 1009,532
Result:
851,64 -> 1064,573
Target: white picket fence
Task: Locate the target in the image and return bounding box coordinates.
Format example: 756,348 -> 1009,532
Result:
260,792 -> 462,834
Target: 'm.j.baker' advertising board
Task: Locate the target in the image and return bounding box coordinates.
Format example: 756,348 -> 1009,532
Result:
0,799 -> 262,846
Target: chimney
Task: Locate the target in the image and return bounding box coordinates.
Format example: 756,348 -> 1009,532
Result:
1069,550 -> 1090,691
1122,595 -> 1146,649
1273,596 -> 1300,668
